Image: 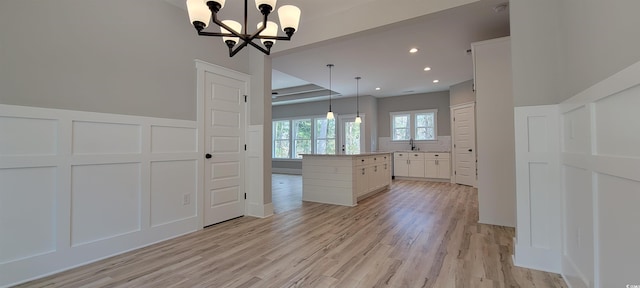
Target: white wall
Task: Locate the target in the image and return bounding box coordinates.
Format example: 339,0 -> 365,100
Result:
511,0 -> 640,286
0,105 -> 201,286
0,0 -> 248,120
248,50 -> 274,212
559,61 -> 640,288
560,0 -> 640,100
272,0 -> 478,53
513,105 -> 561,273
514,60 -> 640,288
510,0 -> 565,106
473,37 -> 516,227
449,80 -> 475,106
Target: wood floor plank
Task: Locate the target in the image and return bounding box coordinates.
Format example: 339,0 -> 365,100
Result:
16,175 -> 567,288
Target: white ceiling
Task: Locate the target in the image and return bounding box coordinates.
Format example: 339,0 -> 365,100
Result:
165,0 -> 510,103
271,0 -> 510,104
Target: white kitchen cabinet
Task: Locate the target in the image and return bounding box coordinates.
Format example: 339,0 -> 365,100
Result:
393,152 -> 409,177
425,153 -> 450,179
301,153 -> 391,206
394,151 -> 451,180
357,154 -> 391,197
371,157 -> 391,191
438,159 -> 450,179
355,165 -> 369,197
408,152 -> 425,178
393,152 -> 425,177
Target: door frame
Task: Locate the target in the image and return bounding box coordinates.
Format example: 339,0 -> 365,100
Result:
196,60 -> 250,228
450,102 -> 477,187
337,114 -> 365,154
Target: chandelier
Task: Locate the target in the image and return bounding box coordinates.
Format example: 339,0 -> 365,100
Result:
186,0 -> 301,57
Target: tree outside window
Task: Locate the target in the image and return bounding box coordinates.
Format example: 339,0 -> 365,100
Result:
392,114 -> 410,141
292,119 -> 311,158
391,110 -> 437,141
415,112 -> 435,140
344,121 -> 361,155
315,118 -> 336,154
272,120 -> 290,158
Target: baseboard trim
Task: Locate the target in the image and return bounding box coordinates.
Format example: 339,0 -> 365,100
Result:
561,254 -> 591,288
513,237 -> 561,273
272,168 -> 302,175
392,176 -> 450,182
247,202 -> 274,218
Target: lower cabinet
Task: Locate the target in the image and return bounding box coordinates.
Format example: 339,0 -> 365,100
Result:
394,152 -> 450,180
355,154 -> 391,198
425,153 -> 450,179
393,152 -> 425,177
393,152 -> 409,177
302,153 -> 391,206
408,153 -> 425,178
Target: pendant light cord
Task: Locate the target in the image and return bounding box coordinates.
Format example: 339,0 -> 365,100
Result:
327,64 -> 334,111
355,76 -> 360,116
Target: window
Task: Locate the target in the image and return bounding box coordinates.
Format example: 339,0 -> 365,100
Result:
292,119 -> 311,159
314,118 -> 336,154
273,120 -> 290,158
415,112 -> 435,140
392,114 -> 411,141
272,117 -> 336,159
391,109 -> 437,141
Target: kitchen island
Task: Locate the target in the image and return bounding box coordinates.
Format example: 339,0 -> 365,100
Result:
300,152 -> 392,206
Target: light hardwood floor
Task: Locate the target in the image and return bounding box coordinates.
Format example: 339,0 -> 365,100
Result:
18,175 -> 567,288
272,174 -> 302,214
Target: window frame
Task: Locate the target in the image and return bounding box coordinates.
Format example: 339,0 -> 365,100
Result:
272,119 -> 292,159
313,117 -> 337,155
390,113 -> 411,141
390,109 -> 438,142
272,115 -> 338,159
291,118 -> 312,159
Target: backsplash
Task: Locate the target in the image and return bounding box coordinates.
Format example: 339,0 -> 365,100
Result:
377,136 -> 451,152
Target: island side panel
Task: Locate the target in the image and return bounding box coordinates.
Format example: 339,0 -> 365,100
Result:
302,156 -> 357,206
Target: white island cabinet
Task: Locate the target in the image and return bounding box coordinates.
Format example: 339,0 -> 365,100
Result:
301,153 -> 391,206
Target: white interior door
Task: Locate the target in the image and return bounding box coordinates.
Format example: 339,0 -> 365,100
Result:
452,104 -> 476,186
204,71 -> 246,226
339,115 -> 364,154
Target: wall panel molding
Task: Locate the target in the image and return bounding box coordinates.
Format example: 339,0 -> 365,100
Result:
513,105 -> 561,273
0,104 -> 201,287
557,60 -> 640,288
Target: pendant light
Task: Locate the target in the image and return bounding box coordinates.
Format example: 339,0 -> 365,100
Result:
326,64 -> 335,120
354,76 -> 362,124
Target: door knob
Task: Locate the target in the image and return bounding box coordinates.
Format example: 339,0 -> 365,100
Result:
468,149 -> 473,152
205,153 -> 212,159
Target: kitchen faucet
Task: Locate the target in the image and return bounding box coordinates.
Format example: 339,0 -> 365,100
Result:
409,138 -> 416,151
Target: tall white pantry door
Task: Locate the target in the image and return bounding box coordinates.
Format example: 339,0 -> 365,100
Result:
203,71 -> 246,226
452,103 -> 476,187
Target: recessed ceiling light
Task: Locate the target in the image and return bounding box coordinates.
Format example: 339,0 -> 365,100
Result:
433,80 -> 439,83
424,67 -> 431,71
409,48 -> 418,53
375,87 -> 381,91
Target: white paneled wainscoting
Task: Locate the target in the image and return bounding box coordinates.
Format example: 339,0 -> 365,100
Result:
513,105 -> 561,272
0,104 -> 202,287
514,60 -> 640,288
